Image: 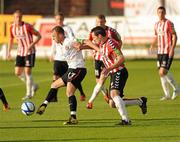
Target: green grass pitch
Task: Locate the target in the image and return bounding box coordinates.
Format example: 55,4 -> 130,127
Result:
0,59 -> 180,142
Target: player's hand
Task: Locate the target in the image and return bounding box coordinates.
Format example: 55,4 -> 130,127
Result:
49,55 -> 54,62
7,52 -> 12,60
28,44 -> 34,51
83,39 -> 93,47
169,49 -> 174,58
72,42 -> 82,51
149,44 -> 156,54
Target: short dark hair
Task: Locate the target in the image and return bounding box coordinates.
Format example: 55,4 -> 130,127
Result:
14,9 -> 22,15
157,6 -> 166,13
91,26 -> 106,37
55,12 -> 64,18
97,14 -> 106,20
52,26 -> 65,35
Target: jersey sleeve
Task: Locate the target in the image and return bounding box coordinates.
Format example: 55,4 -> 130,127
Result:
26,23 -> 37,35
111,30 -> 121,42
154,23 -> 158,36
66,26 -> 75,39
168,21 -> 176,34
108,40 -> 121,58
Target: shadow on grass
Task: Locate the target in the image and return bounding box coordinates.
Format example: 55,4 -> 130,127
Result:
1,135 -> 180,142
0,137 -> 120,142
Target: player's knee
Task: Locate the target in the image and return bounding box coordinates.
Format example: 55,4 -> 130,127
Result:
109,99 -> 116,108
159,69 -> 167,77
51,82 -> 58,89
110,91 -> 117,98
15,72 -> 22,76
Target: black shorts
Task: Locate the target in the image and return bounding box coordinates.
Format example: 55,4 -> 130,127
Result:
15,54 -> 35,67
110,68 -> 128,97
157,54 -> 173,70
53,60 -> 68,77
61,68 -> 87,88
94,60 -> 105,78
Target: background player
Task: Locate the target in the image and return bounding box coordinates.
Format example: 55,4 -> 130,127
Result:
7,10 -> 41,100
150,6 -> 180,100
0,88 -> 9,111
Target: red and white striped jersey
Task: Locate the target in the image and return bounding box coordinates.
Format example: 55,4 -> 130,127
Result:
10,22 -> 36,56
89,26 -> 121,61
100,38 -> 124,74
154,19 -> 176,54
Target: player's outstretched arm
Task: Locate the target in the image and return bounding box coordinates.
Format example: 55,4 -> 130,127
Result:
83,39 -> 100,52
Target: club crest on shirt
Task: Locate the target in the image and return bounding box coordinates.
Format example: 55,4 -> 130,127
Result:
162,61 -> 167,66
158,29 -> 165,36
25,60 -> 30,66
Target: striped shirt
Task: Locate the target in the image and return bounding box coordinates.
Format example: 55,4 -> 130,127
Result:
100,38 -> 124,74
89,26 -> 121,61
154,19 -> 176,54
10,22 -> 36,56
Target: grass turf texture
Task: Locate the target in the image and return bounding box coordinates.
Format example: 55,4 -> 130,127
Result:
0,59 -> 180,142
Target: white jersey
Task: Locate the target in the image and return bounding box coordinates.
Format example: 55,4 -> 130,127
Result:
51,41 -> 66,61
51,24 -> 75,61
60,38 -> 85,69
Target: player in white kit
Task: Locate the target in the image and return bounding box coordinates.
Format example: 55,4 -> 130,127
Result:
50,12 -> 86,102
37,26 -> 86,125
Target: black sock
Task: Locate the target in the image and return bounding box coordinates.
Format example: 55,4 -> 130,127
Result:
0,88 -> 8,105
77,84 -> 85,96
69,95 -> 77,119
45,88 -> 58,102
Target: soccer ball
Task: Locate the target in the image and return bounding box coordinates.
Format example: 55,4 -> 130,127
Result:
21,101 -> 35,116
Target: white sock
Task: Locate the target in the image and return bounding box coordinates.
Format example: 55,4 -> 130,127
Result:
18,73 -> 26,82
26,74 -> 34,96
88,83 -> 102,103
123,99 -> 141,106
112,95 -> 129,121
43,100 -> 49,105
160,76 -> 170,97
166,73 -> 178,91
70,111 -> 76,115
101,85 -> 108,96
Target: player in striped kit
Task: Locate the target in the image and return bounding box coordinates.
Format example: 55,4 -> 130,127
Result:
84,26 -> 133,125
87,14 -> 122,109
37,26 -> 86,125
7,10 -> 41,100
49,12 -> 86,102
151,6 -> 180,100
